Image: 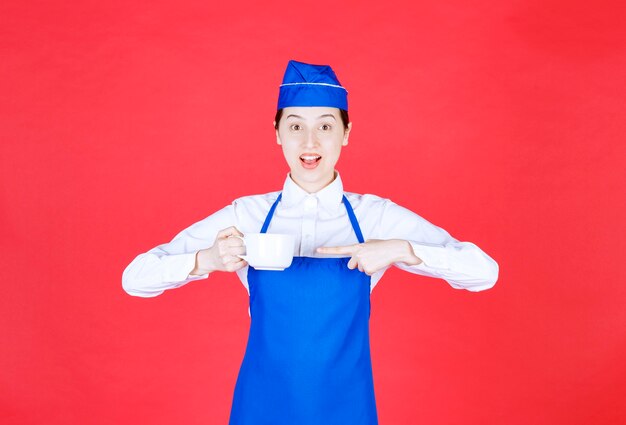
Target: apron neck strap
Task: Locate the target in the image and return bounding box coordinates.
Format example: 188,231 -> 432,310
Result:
342,194 -> 365,243
260,193 -> 283,233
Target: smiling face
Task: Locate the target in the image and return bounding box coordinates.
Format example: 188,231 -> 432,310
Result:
275,106 -> 352,193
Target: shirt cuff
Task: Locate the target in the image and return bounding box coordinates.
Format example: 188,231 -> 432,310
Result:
409,241 -> 450,270
160,252 -> 208,282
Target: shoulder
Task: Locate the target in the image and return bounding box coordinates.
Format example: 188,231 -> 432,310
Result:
230,190 -> 282,221
232,190 -> 281,208
343,191 -> 393,216
344,190 -> 391,206
344,190 -> 427,220
169,190 -> 282,237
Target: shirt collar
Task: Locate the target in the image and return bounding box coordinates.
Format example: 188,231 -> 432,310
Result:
280,171 -> 345,212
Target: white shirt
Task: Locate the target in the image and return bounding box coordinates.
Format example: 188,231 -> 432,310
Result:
122,173 -> 499,298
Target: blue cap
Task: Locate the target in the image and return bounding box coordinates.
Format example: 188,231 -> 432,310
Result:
277,60 -> 348,110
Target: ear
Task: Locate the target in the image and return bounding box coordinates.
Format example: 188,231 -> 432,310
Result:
342,122 -> 352,146
274,121 -> 281,145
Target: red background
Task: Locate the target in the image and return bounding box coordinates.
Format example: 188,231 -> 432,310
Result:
2,1 -> 625,424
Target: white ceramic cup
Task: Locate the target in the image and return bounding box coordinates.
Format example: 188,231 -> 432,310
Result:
236,233 -> 295,271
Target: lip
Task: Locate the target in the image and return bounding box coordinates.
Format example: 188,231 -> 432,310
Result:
299,153 -> 322,169
300,152 -> 322,159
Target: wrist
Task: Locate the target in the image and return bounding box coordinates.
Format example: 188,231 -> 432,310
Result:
396,240 -> 422,266
191,249 -> 215,275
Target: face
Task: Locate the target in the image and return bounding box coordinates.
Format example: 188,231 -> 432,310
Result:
275,106 -> 352,193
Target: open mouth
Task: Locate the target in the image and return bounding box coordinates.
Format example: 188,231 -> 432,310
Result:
300,154 -> 321,169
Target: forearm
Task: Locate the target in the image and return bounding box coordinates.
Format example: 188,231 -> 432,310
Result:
399,241 -> 499,291
122,251 -> 207,297
377,200 -> 499,292
121,204 -> 238,297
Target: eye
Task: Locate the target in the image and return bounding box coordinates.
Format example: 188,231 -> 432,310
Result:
320,124 -> 332,131
290,124 -> 301,131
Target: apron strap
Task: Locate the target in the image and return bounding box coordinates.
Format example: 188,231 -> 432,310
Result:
259,192 -> 365,244
260,193 -> 282,234
342,194 -> 365,243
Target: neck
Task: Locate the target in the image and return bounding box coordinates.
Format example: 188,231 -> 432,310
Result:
290,171 -> 337,194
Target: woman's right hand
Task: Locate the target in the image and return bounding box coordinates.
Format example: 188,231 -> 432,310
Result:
190,226 -> 248,275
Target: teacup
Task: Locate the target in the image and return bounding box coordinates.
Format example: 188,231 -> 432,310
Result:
236,233 -> 295,271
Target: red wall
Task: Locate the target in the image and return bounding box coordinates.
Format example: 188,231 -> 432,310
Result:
2,1 -> 625,424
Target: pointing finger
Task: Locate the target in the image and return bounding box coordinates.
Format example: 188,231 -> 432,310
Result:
317,244 -> 360,255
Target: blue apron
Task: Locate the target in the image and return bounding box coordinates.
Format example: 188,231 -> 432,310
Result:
228,193 -> 378,425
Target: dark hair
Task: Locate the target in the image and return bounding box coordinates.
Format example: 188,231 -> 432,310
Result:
274,108 -> 350,131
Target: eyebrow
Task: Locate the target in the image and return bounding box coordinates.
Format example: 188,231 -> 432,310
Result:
286,114 -> 337,121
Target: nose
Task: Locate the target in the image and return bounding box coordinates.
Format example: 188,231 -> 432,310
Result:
304,129 -> 318,149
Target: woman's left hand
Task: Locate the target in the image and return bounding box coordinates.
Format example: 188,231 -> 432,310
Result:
317,239 -> 423,276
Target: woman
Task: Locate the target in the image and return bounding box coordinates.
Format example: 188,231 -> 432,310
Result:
122,60 -> 499,425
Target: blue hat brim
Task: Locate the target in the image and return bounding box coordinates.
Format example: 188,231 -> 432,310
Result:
278,84 -> 348,110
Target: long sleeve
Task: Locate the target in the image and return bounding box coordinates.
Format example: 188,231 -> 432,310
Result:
122,174 -> 499,297
377,201 -> 499,292
122,205 -> 237,297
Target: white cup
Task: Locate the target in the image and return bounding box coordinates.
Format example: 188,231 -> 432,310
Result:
236,233 -> 295,271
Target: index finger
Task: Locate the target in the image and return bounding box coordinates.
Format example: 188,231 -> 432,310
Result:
317,244 -> 360,255
217,226 -> 244,239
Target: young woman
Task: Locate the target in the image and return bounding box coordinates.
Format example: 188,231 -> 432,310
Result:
123,60 -> 499,425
